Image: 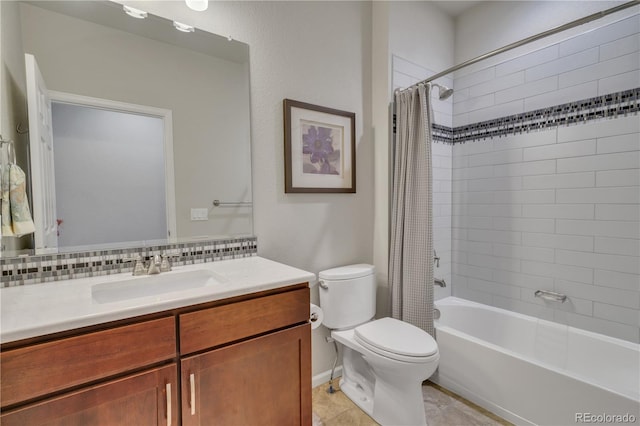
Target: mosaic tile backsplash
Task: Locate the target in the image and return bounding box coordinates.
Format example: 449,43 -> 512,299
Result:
0,237 -> 258,287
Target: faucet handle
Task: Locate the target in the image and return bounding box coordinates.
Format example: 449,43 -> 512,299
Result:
160,253 -> 180,272
124,254 -> 146,276
434,250 -> 440,268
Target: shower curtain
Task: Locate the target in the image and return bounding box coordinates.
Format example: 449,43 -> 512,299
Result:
389,83 -> 435,337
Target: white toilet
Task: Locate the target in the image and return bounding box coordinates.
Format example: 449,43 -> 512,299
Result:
318,264 -> 439,426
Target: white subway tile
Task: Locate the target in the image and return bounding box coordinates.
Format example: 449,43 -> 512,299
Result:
462,264 -> 494,281
522,232 -> 594,251
454,239 -> 493,255
523,139 -> 596,162
455,140 -> 494,155
598,70 -> 640,95
559,52 -> 640,89
493,270 -> 554,290
493,243 -> 555,263
452,156 -> 468,169
595,204 -> 640,221
452,285 -> 494,305
556,249 -> 640,275
468,277 -> 521,299
525,81 -> 598,112
600,33 -> 640,62
557,219 -> 640,238
468,177 -> 523,192
494,217 -> 555,233
593,302 -> 640,327
596,169 -> 640,187
596,133 -> 640,154
557,152 -> 640,173
493,189 -> 555,204
393,56 -> 431,80
495,76 -> 558,105
469,71 -> 525,98
559,311 -> 639,343
494,159 -> 557,177
496,45 -> 559,77
468,99 -> 524,124
492,128 -> 557,151
453,93 -> 495,115
468,149 -> 523,167
454,215 -> 493,230
557,115 -> 640,142
452,165 -> 494,180
521,260 -> 593,284
595,237 -> 640,257
522,172 -> 595,189
559,15 -> 640,57
453,87 -> 471,104
460,203 -> 522,218
556,187 -> 639,204
526,48 -> 599,82
594,269 -> 640,291
465,191 -> 495,204
468,229 -> 522,245
555,279 -> 640,309
455,67 -> 496,90
522,204 -> 594,220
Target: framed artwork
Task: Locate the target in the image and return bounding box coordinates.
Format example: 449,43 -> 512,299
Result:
283,99 -> 355,193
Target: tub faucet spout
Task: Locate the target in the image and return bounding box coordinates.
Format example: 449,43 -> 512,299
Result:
434,278 -> 446,287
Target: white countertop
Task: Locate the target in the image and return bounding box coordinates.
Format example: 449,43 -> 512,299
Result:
0,256 -> 315,344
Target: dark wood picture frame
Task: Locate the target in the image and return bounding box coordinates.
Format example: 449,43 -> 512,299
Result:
283,99 -> 356,193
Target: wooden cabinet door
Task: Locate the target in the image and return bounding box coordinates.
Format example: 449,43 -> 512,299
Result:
0,364 -> 178,426
181,324 -> 311,426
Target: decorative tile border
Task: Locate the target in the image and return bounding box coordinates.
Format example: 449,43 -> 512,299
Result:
0,237 -> 258,287
422,87 -> 639,145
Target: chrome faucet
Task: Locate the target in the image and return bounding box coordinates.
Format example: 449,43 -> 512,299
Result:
147,254 -> 162,275
434,278 -> 446,287
125,254 -> 147,276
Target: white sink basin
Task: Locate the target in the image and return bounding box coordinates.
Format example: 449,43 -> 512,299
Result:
91,269 -> 227,304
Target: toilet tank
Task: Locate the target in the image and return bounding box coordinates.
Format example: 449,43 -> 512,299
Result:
318,264 -> 376,330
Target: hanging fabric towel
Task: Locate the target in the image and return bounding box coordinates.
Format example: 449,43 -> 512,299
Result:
8,164 -> 35,236
1,162 -> 14,236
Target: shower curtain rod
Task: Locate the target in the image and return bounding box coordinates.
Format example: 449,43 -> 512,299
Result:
397,0 -> 639,92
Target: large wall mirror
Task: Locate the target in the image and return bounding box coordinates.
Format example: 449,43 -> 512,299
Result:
1,0 -> 253,257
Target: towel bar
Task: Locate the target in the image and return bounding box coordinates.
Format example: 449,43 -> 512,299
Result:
534,290 -> 567,303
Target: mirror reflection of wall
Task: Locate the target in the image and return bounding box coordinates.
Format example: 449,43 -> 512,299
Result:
52,102 -> 170,251
0,1 -> 253,257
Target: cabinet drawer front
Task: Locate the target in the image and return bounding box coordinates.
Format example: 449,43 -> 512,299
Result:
1,364 -> 178,426
180,287 -> 309,354
1,317 -> 176,408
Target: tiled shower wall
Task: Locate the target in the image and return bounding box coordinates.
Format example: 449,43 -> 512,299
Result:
393,55 -> 453,300
451,15 -> 640,342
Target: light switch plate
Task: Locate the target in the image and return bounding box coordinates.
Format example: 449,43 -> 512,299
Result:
190,208 -> 209,221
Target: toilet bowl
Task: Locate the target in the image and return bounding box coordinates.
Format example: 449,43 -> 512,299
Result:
318,264 -> 439,426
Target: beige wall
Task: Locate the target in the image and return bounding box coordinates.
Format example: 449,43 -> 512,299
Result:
122,0 -> 375,379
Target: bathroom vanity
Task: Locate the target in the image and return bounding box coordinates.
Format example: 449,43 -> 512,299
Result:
0,257 -> 314,425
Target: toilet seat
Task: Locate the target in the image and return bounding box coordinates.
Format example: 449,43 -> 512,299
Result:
354,317 -> 438,363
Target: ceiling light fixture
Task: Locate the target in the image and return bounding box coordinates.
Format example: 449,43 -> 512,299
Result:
185,0 -> 208,12
123,5 -> 147,19
173,21 -> 195,33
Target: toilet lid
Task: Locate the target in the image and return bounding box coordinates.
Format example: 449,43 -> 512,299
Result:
354,317 -> 438,358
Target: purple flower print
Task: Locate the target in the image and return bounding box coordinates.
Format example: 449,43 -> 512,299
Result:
301,124 -> 341,175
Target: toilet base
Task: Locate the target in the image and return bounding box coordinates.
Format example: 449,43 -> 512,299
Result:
335,342 -> 432,426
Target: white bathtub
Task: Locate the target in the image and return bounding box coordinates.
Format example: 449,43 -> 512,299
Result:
433,297 -> 640,426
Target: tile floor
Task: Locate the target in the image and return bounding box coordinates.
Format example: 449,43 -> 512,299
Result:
312,379 -> 511,426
